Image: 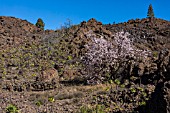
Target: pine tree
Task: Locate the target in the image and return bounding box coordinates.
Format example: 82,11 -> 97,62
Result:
147,4 -> 154,18
35,18 -> 45,30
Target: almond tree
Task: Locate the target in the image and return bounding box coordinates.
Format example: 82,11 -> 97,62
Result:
83,30 -> 150,84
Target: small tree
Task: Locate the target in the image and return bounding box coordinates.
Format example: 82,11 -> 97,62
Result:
147,4 -> 154,18
82,30 -> 151,84
35,18 -> 45,30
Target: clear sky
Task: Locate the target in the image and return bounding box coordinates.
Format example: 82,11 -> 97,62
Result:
0,0 -> 170,30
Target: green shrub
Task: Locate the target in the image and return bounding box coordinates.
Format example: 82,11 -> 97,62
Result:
80,106 -> 91,113
6,104 -> 19,113
35,100 -> 43,106
67,55 -> 72,60
48,97 -> 55,103
139,101 -> 146,106
137,87 -> 144,92
120,84 -> 125,88
130,87 -> 136,93
79,105 -> 105,113
114,79 -> 120,85
152,51 -> 158,57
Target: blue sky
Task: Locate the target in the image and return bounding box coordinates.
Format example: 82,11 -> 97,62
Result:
0,0 -> 170,30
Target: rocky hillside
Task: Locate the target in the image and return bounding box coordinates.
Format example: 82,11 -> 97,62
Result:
105,18 -> 170,51
0,16 -> 43,49
0,17 -> 170,113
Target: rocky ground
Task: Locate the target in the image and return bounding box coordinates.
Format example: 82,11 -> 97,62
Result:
0,16 -> 170,113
